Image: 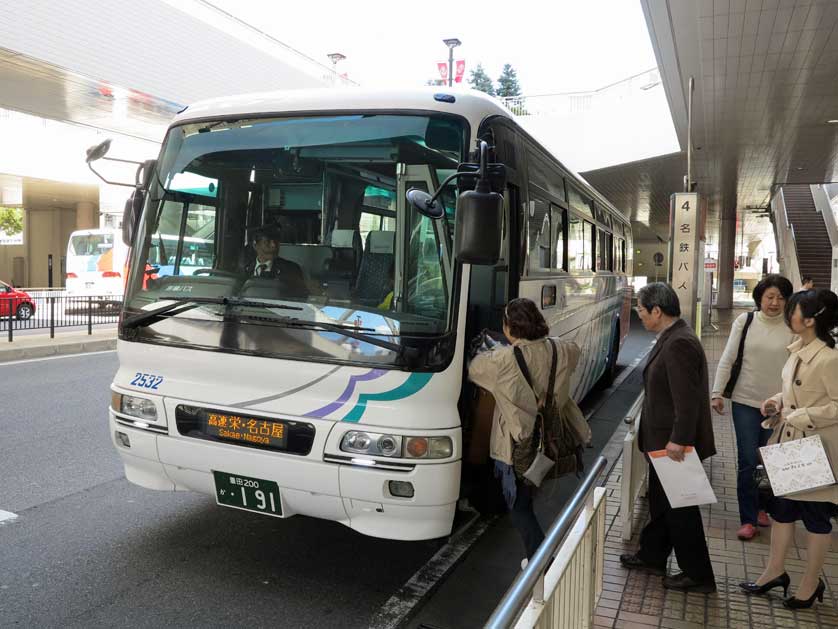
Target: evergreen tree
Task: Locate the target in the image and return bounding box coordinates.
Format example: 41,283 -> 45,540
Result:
468,64 -> 495,96
496,64 -> 522,98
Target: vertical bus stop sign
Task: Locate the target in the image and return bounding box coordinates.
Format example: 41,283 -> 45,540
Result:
668,192 -> 705,336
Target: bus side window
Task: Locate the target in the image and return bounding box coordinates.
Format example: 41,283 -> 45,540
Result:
551,205 -> 565,271
527,196 -> 550,273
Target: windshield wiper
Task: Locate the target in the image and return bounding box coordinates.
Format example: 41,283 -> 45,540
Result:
121,296 -> 302,330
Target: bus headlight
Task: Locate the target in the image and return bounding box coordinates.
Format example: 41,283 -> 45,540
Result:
113,393 -> 158,421
341,431 -> 402,458
339,431 -> 453,460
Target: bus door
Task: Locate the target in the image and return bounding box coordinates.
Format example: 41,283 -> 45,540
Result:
395,164 -> 453,313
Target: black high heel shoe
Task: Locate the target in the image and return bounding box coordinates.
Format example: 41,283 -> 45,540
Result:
784,579 -> 826,609
739,572 -> 790,597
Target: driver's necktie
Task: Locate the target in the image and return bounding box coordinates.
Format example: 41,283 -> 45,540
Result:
257,264 -> 267,277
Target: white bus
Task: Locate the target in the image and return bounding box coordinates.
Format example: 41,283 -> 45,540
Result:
101,88 -> 632,541
65,228 -> 128,297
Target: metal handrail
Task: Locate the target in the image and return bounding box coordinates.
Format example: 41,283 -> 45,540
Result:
623,392 -> 645,425
484,455 -> 608,629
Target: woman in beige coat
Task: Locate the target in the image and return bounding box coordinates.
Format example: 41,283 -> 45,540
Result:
468,298 -> 590,560
740,289 -> 838,609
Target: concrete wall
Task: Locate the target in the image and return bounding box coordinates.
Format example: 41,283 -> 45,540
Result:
25,208 -> 78,288
632,240 -> 669,283
0,244 -> 25,286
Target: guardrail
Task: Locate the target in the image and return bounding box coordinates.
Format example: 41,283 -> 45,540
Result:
485,456 -> 608,629
1,293 -> 121,341
620,393 -> 647,541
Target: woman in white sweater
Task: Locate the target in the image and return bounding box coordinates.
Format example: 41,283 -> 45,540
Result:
711,275 -> 795,540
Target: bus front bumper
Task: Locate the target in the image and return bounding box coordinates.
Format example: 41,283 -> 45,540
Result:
109,415 -> 459,541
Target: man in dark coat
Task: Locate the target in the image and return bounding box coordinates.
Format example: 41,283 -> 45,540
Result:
243,224 -> 309,298
620,282 -> 717,593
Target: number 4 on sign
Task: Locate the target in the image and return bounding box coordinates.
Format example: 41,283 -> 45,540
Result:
681,200 -> 690,210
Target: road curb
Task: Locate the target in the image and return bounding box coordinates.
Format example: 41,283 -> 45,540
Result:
0,337 -> 117,363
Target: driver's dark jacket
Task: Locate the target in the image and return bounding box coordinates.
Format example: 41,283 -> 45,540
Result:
244,257 -> 309,298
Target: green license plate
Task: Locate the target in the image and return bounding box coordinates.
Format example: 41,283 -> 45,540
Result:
212,471 -> 282,517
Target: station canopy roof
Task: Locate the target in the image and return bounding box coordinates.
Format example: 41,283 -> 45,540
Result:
582,0 -> 838,242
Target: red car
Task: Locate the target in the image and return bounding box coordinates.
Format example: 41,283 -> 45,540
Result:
0,280 -> 35,320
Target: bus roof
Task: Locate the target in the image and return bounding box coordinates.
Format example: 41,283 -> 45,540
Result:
172,87 -> 630,232
69,228 -> 118,236
173,87 -> 512,131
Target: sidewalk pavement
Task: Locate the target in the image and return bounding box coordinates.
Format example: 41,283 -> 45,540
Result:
595,310 -> 838,628
0,327 -> 117,363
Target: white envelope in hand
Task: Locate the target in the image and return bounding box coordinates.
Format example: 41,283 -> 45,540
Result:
649,447 -> 717,508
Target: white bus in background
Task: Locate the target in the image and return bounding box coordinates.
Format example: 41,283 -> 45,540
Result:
65,228 -> 128,297
91,88 -> 632,541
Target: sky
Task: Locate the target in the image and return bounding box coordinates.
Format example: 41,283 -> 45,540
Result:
206,0 -> 658,94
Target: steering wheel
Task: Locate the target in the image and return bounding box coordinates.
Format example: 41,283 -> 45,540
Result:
192,268 -> 239,278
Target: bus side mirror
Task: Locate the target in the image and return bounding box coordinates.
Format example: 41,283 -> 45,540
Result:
454,188 -> 502,265
122,189 -> 145,246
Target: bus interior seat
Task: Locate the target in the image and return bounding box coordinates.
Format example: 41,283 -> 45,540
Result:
323,229 -> 362,299
277,244 -> 333,293
355,230 -> 395,306
326,229 -> 362,276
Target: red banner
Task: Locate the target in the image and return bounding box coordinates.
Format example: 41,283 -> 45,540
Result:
455,60 -> 465,83
437,63 -> 448,80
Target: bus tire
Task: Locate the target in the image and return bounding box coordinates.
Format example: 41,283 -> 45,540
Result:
597,323 -> 620,389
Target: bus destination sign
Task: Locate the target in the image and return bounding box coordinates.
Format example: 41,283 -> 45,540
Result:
205,412 -> 287,449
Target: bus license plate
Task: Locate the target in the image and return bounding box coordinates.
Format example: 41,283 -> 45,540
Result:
212,471 -> 282,517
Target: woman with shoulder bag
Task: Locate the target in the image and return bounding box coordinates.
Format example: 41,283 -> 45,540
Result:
467,298 -> 590,561
711,275 -> 795,540
739,289 -> 838,609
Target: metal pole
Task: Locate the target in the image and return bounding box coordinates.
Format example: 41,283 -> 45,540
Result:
50,296 -> 55,339
7,298 -> 12,343
87,296 -> 93,335
448,46 -> 454,87
485,456 -> 608,629
686,76 -> 694,192
48,254 -> 54,288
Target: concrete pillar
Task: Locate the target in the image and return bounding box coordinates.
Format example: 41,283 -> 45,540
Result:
716,212 -> 736,309
75,201 -> 96,230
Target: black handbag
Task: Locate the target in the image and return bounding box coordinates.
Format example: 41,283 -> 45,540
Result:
722,311 -> 754,399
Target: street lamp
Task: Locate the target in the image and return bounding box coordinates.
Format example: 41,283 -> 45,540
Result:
327,52 -> 346,85
442,38 -> 461,87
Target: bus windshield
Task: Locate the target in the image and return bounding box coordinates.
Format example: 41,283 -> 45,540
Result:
123,113 -> 466,367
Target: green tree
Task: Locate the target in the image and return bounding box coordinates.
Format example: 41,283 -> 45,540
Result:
0,207 -> 23,235
496,63 -> 522,98
468,64 -> 495,96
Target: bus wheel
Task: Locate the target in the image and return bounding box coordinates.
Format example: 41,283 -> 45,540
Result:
597,324 -> 620,389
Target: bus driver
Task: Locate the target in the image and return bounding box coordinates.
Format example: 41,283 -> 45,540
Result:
243,224 -> 308,298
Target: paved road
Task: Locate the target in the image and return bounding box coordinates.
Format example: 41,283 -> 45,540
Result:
0,319 -> 653,629
0,353 -> 440,628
